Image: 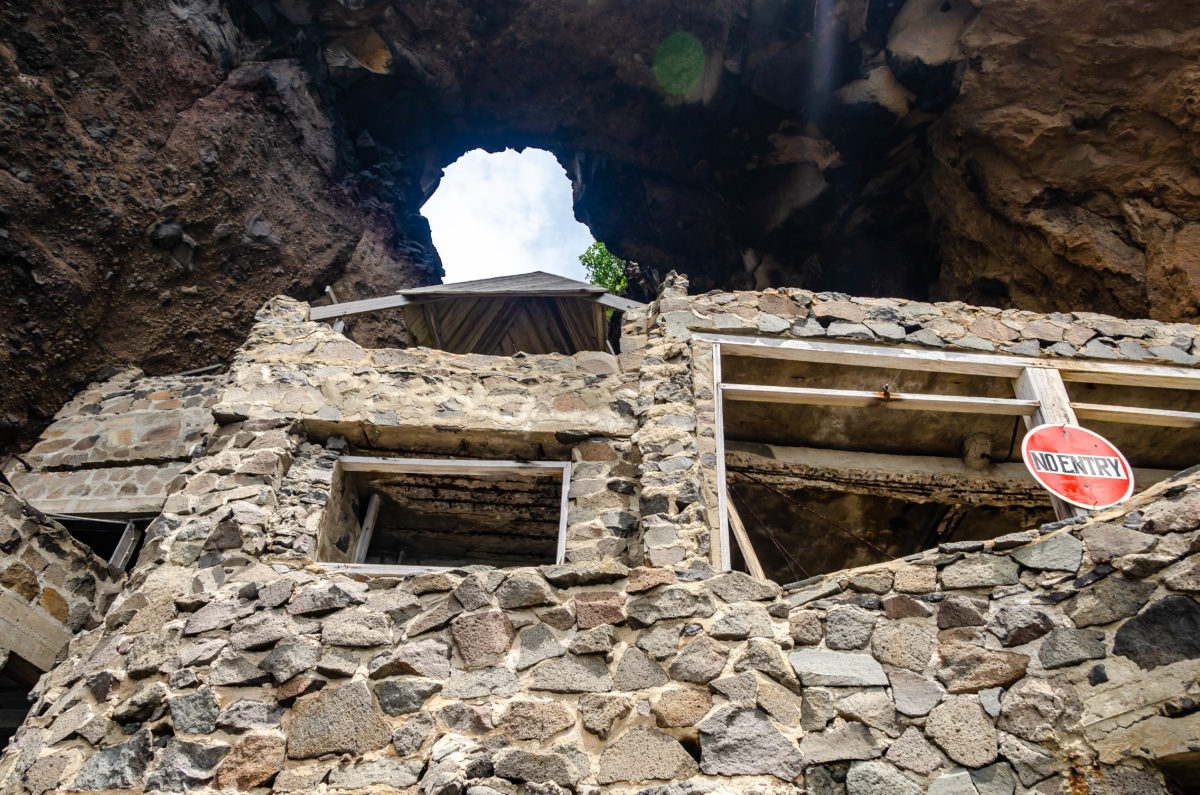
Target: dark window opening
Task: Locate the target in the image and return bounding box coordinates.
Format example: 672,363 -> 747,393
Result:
360,470 -> 563,568
727,477 -> 1054,583
319,455 -> 569,572
1160,750 -> 1200,795
713,339 -> 1196,579
0,654 -> 39,749
48,515 -> 146,572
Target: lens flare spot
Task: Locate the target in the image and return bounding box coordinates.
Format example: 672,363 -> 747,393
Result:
653,32 -> 705,95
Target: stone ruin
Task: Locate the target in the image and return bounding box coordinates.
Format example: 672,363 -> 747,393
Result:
1,274 -> 1199,793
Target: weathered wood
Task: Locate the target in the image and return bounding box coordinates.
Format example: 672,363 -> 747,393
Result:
711,343 -> 738,573
726,499 -> 766,579
721,383 -> 1041,416
699,333 -> 1200,390
352,493 -> 381,564
556,462 -> 571,564
1014,366 -> 1084,520
321,562 -> 453,576
725,442 -> 1174,506
596,293 -> 645,312
1071,402 -> 1200,428
108,520 -> 143,571
340,456 -> 570,477
310,293 -> 411,321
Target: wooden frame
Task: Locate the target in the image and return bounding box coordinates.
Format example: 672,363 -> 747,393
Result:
46,513 -> 144,571
706,334 -> 1200,571
721,384 -> 1040,416
308,289 -> 643,323
697,333 -> 1200,390
324,455 -> 572,575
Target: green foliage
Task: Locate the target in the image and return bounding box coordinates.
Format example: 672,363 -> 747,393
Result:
580,241 -> 628,295
653,32 -> 706,95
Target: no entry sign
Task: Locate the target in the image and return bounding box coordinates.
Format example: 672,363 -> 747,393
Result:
1021,424 -> 1134,510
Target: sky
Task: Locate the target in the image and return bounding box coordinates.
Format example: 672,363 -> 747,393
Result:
421,148 -> 595,284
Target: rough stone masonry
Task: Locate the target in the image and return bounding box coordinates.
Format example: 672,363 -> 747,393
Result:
1,274 -> 1199,793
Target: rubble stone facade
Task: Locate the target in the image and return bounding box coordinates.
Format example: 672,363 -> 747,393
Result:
1,275 -> 1199,793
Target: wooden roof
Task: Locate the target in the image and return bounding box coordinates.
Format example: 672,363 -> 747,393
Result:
398,271 -> 607,299
308,271 -> 645,356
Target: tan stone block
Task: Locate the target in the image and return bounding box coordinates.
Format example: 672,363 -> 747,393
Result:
894,566 -> 937,593
41,587 -> 69,622
1,562 -> 40,602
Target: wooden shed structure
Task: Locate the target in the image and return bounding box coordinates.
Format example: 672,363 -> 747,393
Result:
310,271 -> 643,356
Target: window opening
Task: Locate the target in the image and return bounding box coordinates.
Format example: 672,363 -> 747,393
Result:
318,456 -> 570,574
45,514 -> 146,572
704,333 -> 1200,580
0,653 -> 40,748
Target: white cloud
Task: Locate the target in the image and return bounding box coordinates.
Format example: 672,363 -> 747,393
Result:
421,148 -> 595,284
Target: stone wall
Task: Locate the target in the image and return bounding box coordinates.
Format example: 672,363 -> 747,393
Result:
0,485 -> 125,673
2,280 -> 1200,792
1,467 -> 1197,792
623,273 -> 1200,575
679,282 -> 1200,363
5,370 -> 222,516
215,298 -> 639,452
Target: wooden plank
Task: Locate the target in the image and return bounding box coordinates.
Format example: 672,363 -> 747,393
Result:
422,304 -> 444,349
323,285 -> 347,332
726,441 -> 1173,505
721,383 -> 1041,416
321,562 -> 454,576
340,456 -> 570,477
595,293 -> 646,312
1072,402 -> 1200,428
546,298 -> 582,354
703,333 -> 1028,378
352,493 -> 381,564
1015,367 -> 1078,426
698,333 -> 1200,390
556,462 -> 572,565
108,520 -> 143,571
713,343 -> 731,572
726,499 -> 766,579
1058,364 -> 1200,390
310,293 -> 410,321
1014,366 -> 1084,520
453,297 -> 507,354
399,271 -> 607,297
593,303 -> 607,353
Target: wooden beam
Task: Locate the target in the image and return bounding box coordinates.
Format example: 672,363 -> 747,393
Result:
108,520 -> 143,571
309,289 -> 643,323
595,293 -> 646,312
352,493 -> 381,564
310,293 -> 411,321
340,456 -> 570,477
698,333 -> 1200,390
1072,402 -> 1200,428
721,383 -> 1041,416
422,304 -> 443,349
556,462 -> 572,565
704,333 -> 1027,378
725,442 -> 1174,506
726,499 -> 766,579
321,562 -> 454,576
324,286 -> 347,334
1014,366 -> 1084,520
713,343 -> 731,572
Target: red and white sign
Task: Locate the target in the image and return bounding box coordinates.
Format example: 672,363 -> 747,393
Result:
1021,424 -> 1134,510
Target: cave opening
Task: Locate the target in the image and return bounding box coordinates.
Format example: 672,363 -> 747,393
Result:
421,148 -> 596,285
